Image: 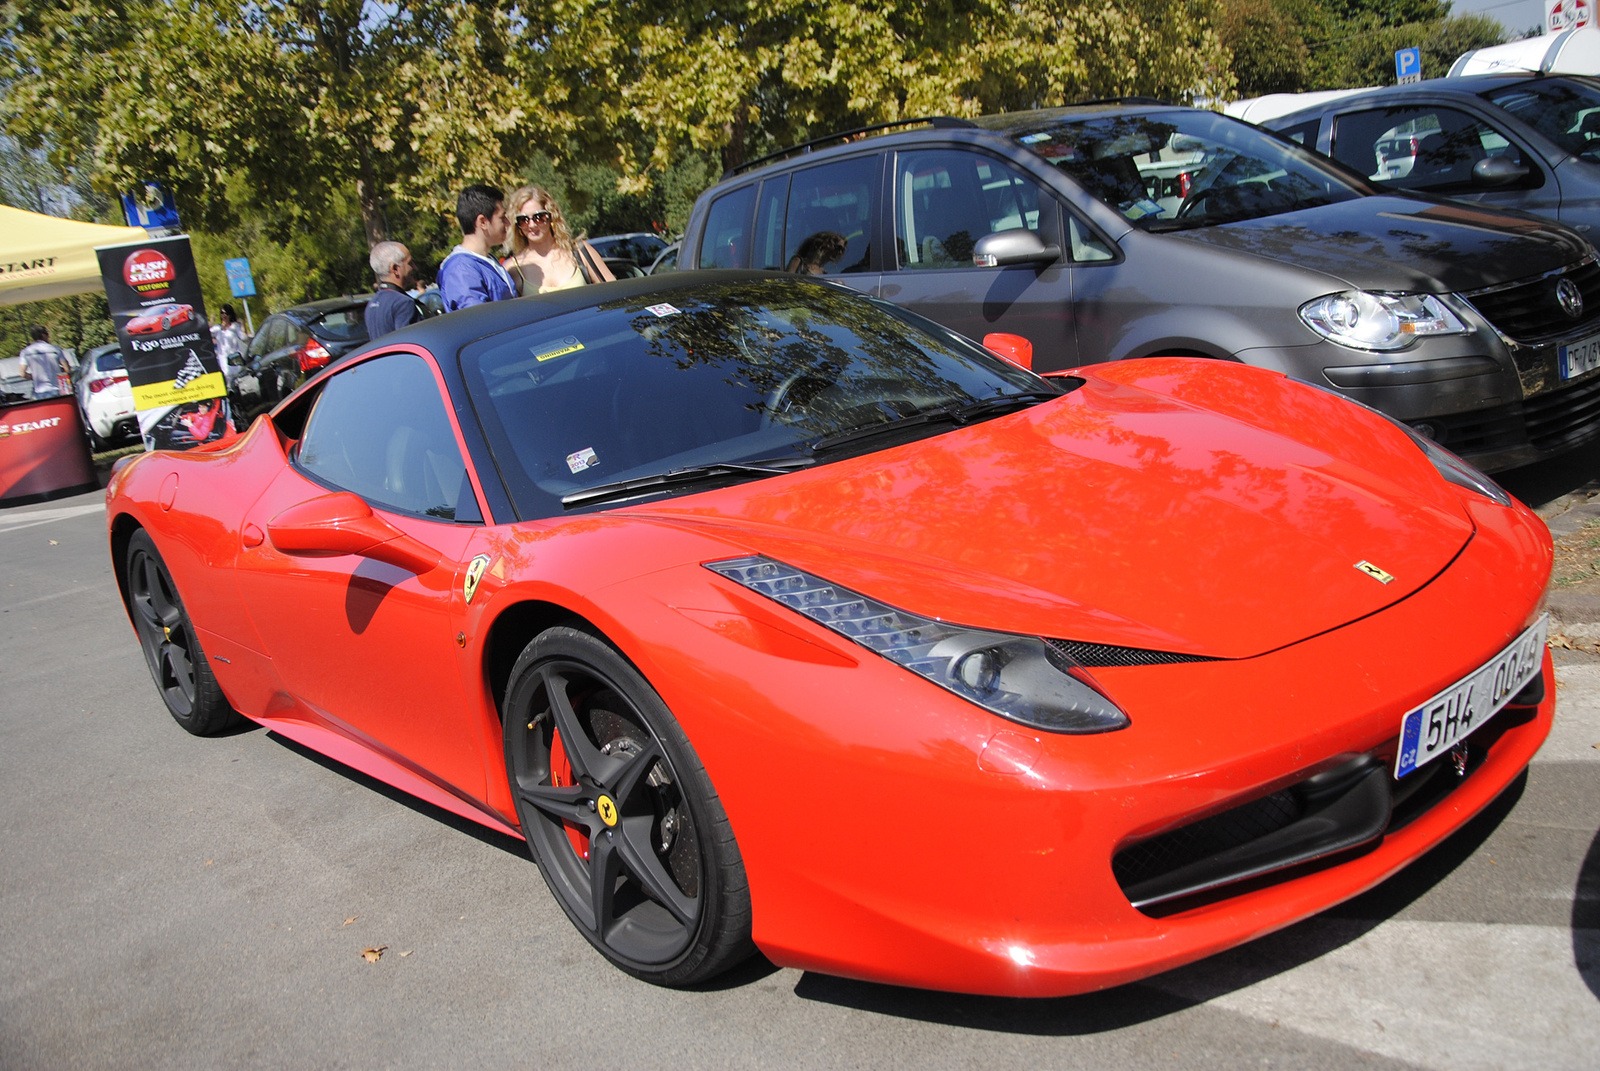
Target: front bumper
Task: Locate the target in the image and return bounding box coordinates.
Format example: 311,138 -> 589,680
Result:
644,494 -> 1552,997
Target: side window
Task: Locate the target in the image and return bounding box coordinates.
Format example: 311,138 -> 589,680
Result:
1068,216 -> 1115,262
753,175 -> 791,270
894,150 -> 1044,270
698,185 -> 756,269
783,156 -> 877,275
1331,106 -> 1537,193
296,353 -> 474,522
1276,118 -> 1321,147
248,319 -> 279,357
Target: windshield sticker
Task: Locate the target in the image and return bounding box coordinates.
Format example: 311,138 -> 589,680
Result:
566,447 -> 599,474
1018,132 -> 1052,144
645,303 -> 682,317
534,336 -> 584,362
1123,199 -> 1165,220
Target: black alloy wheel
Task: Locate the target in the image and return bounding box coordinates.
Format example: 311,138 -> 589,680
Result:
125,529 -> 243,736
504,627 -> 752,986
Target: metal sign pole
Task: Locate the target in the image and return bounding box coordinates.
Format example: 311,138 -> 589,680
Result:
241,297 -> 254,335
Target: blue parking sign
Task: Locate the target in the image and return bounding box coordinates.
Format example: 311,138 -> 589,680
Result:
223,257 -> 256,298
1395,47 -> 1422,84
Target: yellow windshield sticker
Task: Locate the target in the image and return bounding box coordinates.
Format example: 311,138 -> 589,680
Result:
535,336 -> 584,362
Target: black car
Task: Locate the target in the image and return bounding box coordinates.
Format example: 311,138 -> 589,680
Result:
679,102 -> 1600,472
588,232 -> 670,271
229,296 -> 371,425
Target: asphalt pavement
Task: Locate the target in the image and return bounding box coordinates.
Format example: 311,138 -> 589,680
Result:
1,460 -> 1597,1070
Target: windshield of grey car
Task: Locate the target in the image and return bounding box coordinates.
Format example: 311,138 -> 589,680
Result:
1006,110 -> 1365,230
1484,77 -> 1600,161
458,277 -> 1054,518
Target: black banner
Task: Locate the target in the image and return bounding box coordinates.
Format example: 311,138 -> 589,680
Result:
95,235 -> 230,450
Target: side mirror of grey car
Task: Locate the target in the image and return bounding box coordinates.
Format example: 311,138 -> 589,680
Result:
1472,157 -> 1529,188
973,230 -> 1062,268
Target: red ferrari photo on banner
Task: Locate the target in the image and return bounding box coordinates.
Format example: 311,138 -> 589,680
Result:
95,236 -> 230,451
106,274 -> 1555,996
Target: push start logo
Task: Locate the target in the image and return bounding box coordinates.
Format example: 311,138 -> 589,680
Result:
123,249 -> 176,296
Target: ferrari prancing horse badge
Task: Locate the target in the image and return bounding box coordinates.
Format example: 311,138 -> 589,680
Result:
1354,560 -> 1395,584
464,554 -> 492,604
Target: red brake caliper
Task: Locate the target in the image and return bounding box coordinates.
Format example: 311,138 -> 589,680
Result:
549,730 -> 590,861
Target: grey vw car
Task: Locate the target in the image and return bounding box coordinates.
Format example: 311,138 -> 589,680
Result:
681,101 -> 1600,471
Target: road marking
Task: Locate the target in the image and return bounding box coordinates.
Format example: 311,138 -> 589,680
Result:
0,502 -> 105,534
1546,664 -> 1600,763
1152,920 -> 1600,1071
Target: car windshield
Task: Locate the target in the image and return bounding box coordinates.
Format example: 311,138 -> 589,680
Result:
994,109 -> 1366,231
459,277 -> 1053,518
1483,76 -> 1600,161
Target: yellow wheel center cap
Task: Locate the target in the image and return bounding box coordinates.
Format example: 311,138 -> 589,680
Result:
596,795 -> 618,827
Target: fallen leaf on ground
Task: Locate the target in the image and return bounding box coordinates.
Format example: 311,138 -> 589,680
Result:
399,950 -> 413,958
361,945 -> 387,963
48,540 -> 58,546
343,916 -> 358,926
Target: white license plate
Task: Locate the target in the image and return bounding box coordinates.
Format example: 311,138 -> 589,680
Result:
1559,332 -> 1600,380
1395,615 -> 1548,778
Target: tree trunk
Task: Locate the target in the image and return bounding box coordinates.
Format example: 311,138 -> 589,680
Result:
721,103 -> 749,174
356,144 -> 386,247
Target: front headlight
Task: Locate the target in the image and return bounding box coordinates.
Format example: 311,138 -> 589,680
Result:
1300,291 -> 1469,351
706,556 -> 1131,734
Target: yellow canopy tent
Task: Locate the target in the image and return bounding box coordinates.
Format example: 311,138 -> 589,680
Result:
0,205 -> 148,306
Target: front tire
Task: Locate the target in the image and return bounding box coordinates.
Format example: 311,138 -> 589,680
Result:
125,529 -> 244,736
503,626 -> 753,986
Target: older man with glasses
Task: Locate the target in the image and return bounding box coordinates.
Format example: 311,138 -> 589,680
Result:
365,241 -> 421,339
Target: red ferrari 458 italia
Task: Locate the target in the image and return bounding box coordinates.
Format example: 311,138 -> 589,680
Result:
125,302 -> 195,336
106,273 -> 1554,996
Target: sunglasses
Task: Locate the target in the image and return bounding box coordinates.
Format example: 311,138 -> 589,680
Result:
516,211 -> 553,226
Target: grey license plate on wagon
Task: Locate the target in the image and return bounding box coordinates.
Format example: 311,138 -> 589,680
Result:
1559,332 -> 1600,380
1395,615 -> 1548,779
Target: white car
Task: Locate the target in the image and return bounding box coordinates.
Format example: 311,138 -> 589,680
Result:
75,343 -> 137,451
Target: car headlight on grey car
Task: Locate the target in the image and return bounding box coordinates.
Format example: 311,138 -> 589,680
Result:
1299,292 -> 1470,351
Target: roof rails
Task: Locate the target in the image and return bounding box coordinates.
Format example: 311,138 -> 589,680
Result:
722,116 -> 979,179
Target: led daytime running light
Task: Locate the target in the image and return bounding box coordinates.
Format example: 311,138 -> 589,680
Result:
705,556 -> 1130,734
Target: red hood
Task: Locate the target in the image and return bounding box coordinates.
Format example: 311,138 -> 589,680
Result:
629,365 -> 1475,659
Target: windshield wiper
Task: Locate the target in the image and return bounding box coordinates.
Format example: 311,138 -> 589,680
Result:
808,390 -> 1065,455
561,458 -> 814,509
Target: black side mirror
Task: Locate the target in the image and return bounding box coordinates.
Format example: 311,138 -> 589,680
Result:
973,230 -> 1062,268
1472,156 -> 1529,188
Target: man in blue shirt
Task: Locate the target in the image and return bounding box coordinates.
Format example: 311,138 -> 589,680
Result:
438,185 -> 515,312
364,241 -> 420,339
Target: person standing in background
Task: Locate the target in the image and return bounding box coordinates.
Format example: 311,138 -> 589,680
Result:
365,241 -> 420,339
438,185 -> 515,312
501,185 -> 615,295
210,305 -> 248,377
18,325 -> 67,399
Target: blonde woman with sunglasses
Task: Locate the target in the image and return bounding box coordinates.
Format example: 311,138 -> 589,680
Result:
502,185 -> 616,295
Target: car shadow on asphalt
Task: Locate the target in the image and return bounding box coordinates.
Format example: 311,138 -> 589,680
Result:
1497,437 -> 1600,509
791,773 -> 1534,1033
1576,825 -> 1600,1001
265,731 -> 531,860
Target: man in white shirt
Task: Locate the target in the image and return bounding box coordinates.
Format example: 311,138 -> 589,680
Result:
18,325 -> 68,399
